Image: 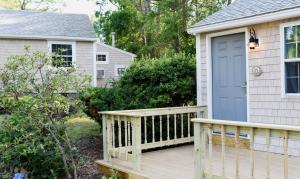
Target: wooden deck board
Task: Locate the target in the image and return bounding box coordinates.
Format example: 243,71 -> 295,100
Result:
100,144 -> 300,179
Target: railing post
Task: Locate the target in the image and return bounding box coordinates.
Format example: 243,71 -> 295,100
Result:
102,114 -> 108,161
194,122 -> 205,179
132,116 -> 142,171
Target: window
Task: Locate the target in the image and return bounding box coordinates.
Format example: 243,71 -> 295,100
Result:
97,69 -> 105,78
96,52 -> 109,64
282,23 -> 300,94
117,68 -> 125,76
114,65 -> 126,78
49,42 -> 75,67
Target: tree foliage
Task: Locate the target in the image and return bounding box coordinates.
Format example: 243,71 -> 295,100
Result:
80,53 -> 196,122
0,47 -> 91,179
94,0 -> 232,57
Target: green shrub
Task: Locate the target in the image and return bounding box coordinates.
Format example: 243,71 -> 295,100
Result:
119,53 -> 196,109
0,113 -> 65,178
0,47 -> 90,179
80,53 -> 196,121
79,86 -> 124,122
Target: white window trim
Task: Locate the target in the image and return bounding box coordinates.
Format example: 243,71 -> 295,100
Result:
96,52 -> 109,64
96,68 -> 105,78
48,41 -> 76,66
280,21 -> 300,97
114,65 -> 126,77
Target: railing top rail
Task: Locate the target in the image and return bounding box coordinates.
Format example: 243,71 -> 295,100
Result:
99,105 -> 207,117
100,112 -> 141,118
192,118 -> 300,132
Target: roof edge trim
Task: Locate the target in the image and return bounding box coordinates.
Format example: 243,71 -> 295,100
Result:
97,42 -> 137,57
187,7 -> 300,34
0,34 -> 97,41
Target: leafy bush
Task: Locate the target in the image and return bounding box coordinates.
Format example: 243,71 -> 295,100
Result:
119,53 -> 196,109
80,86 -> 124,122
80,53 -> 196,121
0,114 -> 65,178
0,47 -> 90,179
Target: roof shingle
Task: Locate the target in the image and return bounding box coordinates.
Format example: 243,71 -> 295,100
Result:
0,10 -> 97,39
191,0 -> 300,29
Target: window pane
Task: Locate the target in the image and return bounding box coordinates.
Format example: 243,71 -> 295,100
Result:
117,68 -> 125,75
286,62 -> 298,77
298,26 -> 300,41
97,70 -> 104,76
64,57 -> 72,67
298,42 -> 300,58
285,26 -> 296,43
285,43 -> 296,59
286,62 -> 300,93
286,78 -> 299,93
97,55 -> 106,62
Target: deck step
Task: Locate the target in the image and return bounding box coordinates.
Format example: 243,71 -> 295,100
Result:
96,160 -> 149,179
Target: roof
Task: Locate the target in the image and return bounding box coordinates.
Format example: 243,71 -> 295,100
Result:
97,42 -> 137,58
188,0 -> 300,34
0,10 -> 97,41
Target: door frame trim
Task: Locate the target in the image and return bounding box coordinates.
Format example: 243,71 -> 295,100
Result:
206,28 -> 250,122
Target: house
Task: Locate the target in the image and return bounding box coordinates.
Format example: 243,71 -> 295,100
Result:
0,10 -> 136,89
0,9 -> 98,87
95,42 -> 136,87
188,0 -> 300,154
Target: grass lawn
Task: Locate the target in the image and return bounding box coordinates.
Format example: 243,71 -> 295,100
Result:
66,115 -> 101,140
0,114 -> 100,140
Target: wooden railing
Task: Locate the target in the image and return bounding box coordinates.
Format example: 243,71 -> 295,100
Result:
100,106 -> 207,170
192,118 -> 300,179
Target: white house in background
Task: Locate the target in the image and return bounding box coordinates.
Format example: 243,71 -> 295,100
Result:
0,10 -> 136,89
0,9 -> 98,87
188,0 -> 300,155
95,42 -> 136,87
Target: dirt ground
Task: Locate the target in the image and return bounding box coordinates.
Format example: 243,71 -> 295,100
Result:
75,135 -> 103,179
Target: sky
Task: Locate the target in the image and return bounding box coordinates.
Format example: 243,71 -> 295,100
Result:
60,0 -> 117,16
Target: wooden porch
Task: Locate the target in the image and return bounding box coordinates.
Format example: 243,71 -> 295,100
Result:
97,144 -> 300,179
96,106 -> 300,179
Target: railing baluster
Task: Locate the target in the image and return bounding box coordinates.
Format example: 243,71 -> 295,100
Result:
144,117 -> 147,144
128,120 -> 131,146
250,128 -> 254,179
118,116 -> 121,159
160,115 -> 162,143
208,124 -> 213,179
266,129 -> 271,179
174,114 -> 177,140
181,113 -> 184,138
125,118 -> 128,160
118,116 -> 121,148
221,125 -> 225,179
188,113 -> 191,138
283,130 -> 288,179
152,116 -> 155,143
167,114 -> 170,141
235,126 -> 240,179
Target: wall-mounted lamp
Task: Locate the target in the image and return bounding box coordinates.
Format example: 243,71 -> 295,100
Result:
249,28 -> 259,49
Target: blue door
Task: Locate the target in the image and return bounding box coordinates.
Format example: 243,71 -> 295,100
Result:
212,33 -> 247,122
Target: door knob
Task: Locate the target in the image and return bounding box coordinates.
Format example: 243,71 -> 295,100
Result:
241,81 -> 247,95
